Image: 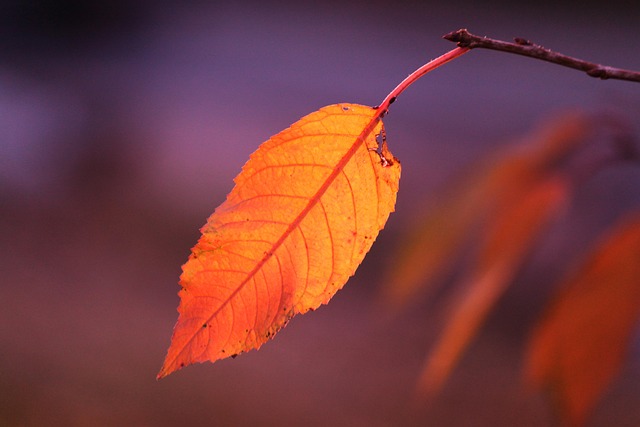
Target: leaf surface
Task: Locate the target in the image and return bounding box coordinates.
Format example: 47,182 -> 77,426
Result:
526,213 -> 640,427
159,103 -> 400,378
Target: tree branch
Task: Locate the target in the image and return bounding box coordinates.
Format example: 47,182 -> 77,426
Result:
443,29 -> 640,83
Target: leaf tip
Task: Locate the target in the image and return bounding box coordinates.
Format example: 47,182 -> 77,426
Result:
156,362 -> 178,380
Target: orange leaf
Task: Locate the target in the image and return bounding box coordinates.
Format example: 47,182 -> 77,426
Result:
382,112 -> 589,309
526,213 -> 640,427
418,176 -> 569,395
380,173 -> 489,310
158,104 -> 401,378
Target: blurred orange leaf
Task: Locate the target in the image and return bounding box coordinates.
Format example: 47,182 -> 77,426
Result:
418,176 -> 570,395
159,104 -> 401,378
382,112 -> 590,309
526,213 -> 640,427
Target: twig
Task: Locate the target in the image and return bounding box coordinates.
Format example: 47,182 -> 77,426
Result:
443,29 -> 640,83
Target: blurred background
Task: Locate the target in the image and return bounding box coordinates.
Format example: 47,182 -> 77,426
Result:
2,1 -> 640,425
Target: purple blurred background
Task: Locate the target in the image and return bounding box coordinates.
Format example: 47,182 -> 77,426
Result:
2,1 -> 640,425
